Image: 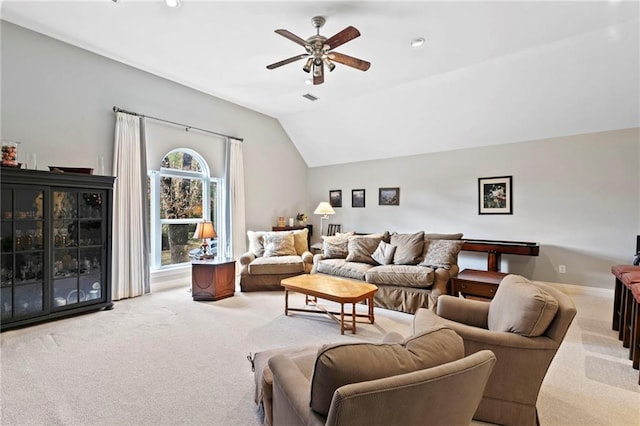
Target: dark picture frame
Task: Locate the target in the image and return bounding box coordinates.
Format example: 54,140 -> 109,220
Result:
351,189 -> 365,208
478,176 -> 513,215
329,190 -> 342,208
378,187 -> 400,206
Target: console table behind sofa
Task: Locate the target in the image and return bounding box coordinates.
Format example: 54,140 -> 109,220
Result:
461,239 -> 540,272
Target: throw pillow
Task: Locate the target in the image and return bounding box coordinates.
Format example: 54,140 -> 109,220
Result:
263,232 -> 297,257
291,228 -> 309,255
419,239 -> 464,270
247,231 -> 266,257
322,232 -> 352,258
422,232 -> 463,259
488,275 -> 559,337
310,326 -> 464,416
390,231 -> 425,265
371,241 -> 396,265
345,235 -> 383,265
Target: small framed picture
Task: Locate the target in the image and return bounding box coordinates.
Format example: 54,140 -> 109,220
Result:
329,190 -> 342,208
352,189 -> 365,208
478,176 -> 512,215
379,187 -> 400,206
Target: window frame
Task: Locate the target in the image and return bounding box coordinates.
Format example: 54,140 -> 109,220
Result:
148,148 -> 224,270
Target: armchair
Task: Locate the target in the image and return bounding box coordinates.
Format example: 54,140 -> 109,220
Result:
265,326 -> 496,426
269,350 -> 496,426
239,229 -> 314,291
412,275 -> 577,426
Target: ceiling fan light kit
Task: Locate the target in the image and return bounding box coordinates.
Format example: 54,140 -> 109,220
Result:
267,16 -> 370,85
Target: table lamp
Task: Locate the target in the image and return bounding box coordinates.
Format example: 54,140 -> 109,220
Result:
314,201 -> 335,236
193,221 -> 217,259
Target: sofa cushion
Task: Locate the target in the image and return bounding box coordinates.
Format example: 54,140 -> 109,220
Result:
391,231 -> 425,265
292,228 -> 309,255
371,241 -> 396,265
322,233 -> 352,258
310,326 -> 464,416
248,255 -> 304,275
316,259 -> 374,281
419,239 -> 464,270
263,232 -> 297,257
366,265 -> 434,288
345,235 -> 383,265
247,230 -> 266,257
488,275 -> 559,337
422,232 -> 464,259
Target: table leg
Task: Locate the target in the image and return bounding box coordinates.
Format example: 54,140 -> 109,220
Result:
368,296 -> 375,324
340,303 -> 345,335
352,303 -> 356,334
284,290 -> 289,316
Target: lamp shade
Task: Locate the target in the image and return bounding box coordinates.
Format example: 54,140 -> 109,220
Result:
193,221 -> 217,240
314,202 -> 336,216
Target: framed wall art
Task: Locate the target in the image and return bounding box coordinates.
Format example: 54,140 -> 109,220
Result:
378,187 -> 400,206
329,189 -> 342,208
478,176 -> 512,215
351,189 -> 365,208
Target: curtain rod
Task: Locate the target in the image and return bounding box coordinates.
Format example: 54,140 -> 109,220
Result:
112,106 -> 243,142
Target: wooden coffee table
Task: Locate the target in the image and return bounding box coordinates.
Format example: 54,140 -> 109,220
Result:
281,274 -> 378,335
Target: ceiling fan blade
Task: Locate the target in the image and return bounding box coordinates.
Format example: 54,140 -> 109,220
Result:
325,26 -> 360,50
266,54 -> 309,70
313,63 -> 324,85
274,29 -> 308,47
329,52 -> 371,71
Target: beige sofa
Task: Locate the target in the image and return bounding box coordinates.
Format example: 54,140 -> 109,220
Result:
253,326 -> 496,426
240,229 -> 313,292
312,231 -> 463,313
412,275 -> 577,426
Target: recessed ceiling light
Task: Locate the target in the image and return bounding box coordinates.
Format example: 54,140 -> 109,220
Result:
411,37 -> 426,48
165,0 -> 181,8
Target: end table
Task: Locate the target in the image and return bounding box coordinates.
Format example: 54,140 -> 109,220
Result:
450,269 -> 508,301
191,258 -> 236,301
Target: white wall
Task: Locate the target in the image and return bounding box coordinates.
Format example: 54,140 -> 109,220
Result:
0,21 -> 309,246
307,128 -> 640,289
4,21 -> 639,290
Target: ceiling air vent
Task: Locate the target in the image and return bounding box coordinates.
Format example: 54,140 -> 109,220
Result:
302,93 -> 319,101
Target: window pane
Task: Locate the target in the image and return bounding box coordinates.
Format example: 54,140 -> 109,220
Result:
161,223 -> 201,266
160,177 -> 203,219
161,151 -> 202,172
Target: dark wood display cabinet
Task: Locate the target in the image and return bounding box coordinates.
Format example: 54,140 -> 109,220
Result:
0,168 -> 115,331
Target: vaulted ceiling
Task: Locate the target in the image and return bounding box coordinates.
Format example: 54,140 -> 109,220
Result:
2,1 -> 639,167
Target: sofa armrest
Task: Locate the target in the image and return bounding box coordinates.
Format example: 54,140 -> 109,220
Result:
301,251 -> 314,265
239,252 -> 256,266
437,295 -> 490,329
269,355 -> 325,426
429,264 -> 459,307
311,253 -> 327,274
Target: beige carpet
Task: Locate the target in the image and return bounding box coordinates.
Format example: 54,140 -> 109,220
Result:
1,281 -> 638,425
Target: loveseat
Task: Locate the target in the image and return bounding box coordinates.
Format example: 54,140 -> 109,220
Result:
312,231 -> 463,313
240,229 -> 313,292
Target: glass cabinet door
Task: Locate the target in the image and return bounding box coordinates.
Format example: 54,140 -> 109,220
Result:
52,190 -> 105,308
0,187 -> 45,320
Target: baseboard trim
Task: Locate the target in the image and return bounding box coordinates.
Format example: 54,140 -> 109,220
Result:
540,281 -> 612,299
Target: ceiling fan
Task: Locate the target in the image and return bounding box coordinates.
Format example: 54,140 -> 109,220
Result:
266,16 -> 371,85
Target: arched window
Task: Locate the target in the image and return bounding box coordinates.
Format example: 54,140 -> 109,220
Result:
148,148 -> 224,269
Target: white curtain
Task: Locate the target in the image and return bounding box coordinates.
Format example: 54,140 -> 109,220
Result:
112,112 -> 150,300
229,139 -> 246,260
